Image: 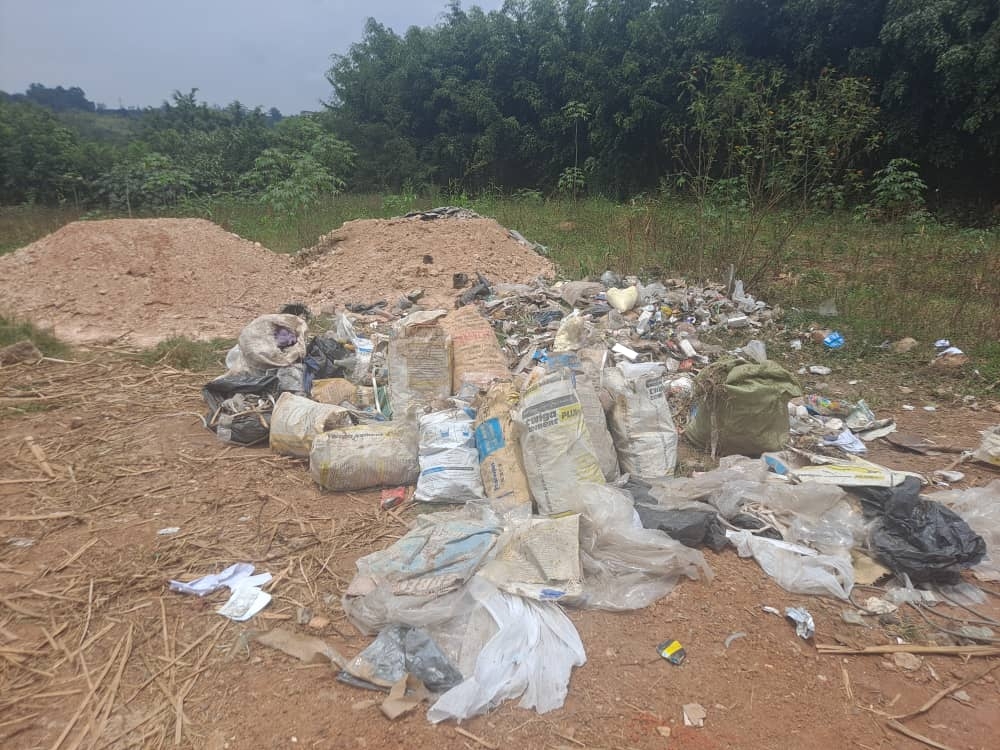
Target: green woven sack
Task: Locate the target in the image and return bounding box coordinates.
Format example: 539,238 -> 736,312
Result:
687,359 -> 802,457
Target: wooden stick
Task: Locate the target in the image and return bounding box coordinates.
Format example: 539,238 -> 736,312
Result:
24,437 -> 56,478
48,636 -> 124,750
817,644 -> 1000,657
892,662 -> 1000,721
886,720 -> 956,750
455,727 -> 498,750
0,477 -> 52,485
0,511 -> 78,521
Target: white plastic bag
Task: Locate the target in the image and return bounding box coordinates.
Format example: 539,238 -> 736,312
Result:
572,484 -> 711,610
973,426 -> 1000,467
427,579 -> 586,722
237,314 -> 308,371
937,481 -> 1000,581
310,423 -> 418,491
727,529 -> 853,599
605,365 -> 678,479
515,373 -> 605,515
415,409 -> 486,504
269,392 -> 352,458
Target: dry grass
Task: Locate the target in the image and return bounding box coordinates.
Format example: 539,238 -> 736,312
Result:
0,354 -> 412,749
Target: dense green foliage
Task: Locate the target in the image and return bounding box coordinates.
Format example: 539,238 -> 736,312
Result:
327,0 -> 999,206
2,1 -> 998,215
0,87 -> 351,211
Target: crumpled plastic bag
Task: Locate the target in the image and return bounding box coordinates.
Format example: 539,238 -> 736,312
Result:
571,484 -> 712,610
342,510 -> 501,634
867,480 -> 986,584
727,529 -> 854,599
339,624 -> 463,693
935,481 -> 1000,581
427,579 -> 586,722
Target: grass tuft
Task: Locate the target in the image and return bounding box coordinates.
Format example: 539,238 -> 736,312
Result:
139,337 -> 236,371
0,316 -> 71,357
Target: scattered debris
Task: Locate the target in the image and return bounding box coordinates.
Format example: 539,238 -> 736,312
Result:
683,703 -> 707,728
785,607 -> 815,639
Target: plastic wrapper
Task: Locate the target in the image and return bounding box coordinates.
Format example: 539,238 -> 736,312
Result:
605,365 -> 678,479
727,529 -> 854,599
427,579 -> 586,722
935,481 -> 1000,581
388,310 -> 452,418
334,314 -> 375,384
342,511 -> 501,634
570,484 -> 711,611
310,423 -> 418,491
415,408 -> 486,504
237,314 -> 308,371
474,381 -> 533,516
311,377 -> 360,406
269,392 -> 352,458
515,373 -> 604,515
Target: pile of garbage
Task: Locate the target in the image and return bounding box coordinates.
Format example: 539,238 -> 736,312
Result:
193,272 -> 998,722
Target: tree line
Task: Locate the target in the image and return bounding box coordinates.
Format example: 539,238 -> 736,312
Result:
328,0 -> 999,210
0,86 -> 350,214
2,1 -> 998,216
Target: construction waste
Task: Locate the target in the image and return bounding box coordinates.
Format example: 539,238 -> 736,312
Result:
198,219 -> 994,723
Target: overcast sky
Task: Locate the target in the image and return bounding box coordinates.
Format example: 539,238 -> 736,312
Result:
0,0 -> 504,113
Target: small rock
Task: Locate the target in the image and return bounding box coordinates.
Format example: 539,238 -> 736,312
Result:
296,607 -> 313,626
656,726 -> 671,738
406,288 -> 424,301
898,386 -> 914,395
69,416 -> 85,430
307,615 -> 330,630
893,652 -> 922,671
950,689 -> 971,704
809,365 -> 832,375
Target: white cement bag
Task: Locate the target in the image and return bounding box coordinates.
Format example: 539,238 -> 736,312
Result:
238,314 -> 308,371
515,374 -> 604,515
310,423 -> 418,491
388,310 -> 452,418
606,365 -> 678,479
269,392 -> 352,458
415,409 -> 486,504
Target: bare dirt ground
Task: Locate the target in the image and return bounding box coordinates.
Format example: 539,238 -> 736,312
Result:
0,217 -> 554,347
2,354 -> 998,750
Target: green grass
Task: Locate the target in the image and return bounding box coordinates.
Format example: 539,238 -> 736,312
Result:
0,205 -> 84,255
0,315 -> 71,357
138,337 -> 236,371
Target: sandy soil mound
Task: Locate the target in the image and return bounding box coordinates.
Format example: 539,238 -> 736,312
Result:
0,214 -> 553,347
299,215 -> 554,310
0,218 -> 306,346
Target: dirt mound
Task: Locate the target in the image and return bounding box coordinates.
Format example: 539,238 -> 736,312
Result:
299,215 -> 555,310
0,219 -> 306,346
0,215 -> 554,348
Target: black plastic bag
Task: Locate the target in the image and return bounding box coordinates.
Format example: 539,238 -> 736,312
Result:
635,504 -> 729,551
867,480 -> 986,584
202,372 -> 280,446
303,334 -> 349,391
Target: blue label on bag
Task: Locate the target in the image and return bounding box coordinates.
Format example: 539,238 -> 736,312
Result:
475,418 -> 505,459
